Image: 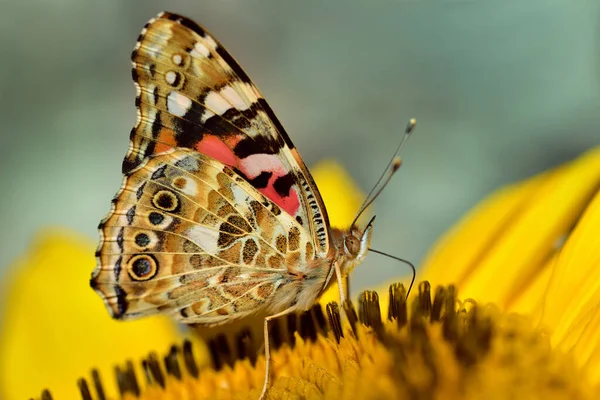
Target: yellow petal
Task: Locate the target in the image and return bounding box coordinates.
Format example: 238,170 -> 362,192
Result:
419,171 -> 548,289
420,148 -> 600,311
0,229 -> 206,400
507,252 -> 555,316
541,186 -> 600,377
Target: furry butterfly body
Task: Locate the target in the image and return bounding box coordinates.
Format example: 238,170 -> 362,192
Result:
91,11 -> 375,397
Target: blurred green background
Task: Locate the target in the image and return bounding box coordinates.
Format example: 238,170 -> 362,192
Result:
0,0 -> 599,299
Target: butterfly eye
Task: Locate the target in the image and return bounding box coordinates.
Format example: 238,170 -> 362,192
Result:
344,235 -> 361,256
127,254 -> 158,281
152,190 -> 179,212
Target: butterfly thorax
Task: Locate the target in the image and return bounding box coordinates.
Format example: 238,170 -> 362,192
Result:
268,223 -> 373,315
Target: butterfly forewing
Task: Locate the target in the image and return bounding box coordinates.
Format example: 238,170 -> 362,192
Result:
92,11 -> 340,326
126,11 -> 330,255
93,148 -> 321,324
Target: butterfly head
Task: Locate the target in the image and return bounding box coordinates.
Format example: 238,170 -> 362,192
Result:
338,216 -> 376,276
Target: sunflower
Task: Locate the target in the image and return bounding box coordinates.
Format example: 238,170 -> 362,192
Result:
1,151 -> 599,399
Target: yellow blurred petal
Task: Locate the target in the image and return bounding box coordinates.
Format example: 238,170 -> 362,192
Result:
421,148 -> 600,310
0,229 -> 207,400
581,319 -> 600,385
508,253 -> 555,316
311,160 -> 364,229
541,186 -> 600,369
419,172 -> 547,288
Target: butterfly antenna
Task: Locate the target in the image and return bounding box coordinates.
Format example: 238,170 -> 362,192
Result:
350,118 -> 417,228
368,248 -> 416,299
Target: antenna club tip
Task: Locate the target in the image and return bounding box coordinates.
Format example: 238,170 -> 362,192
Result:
406,118 -> 417,134
392,156 -> 403,171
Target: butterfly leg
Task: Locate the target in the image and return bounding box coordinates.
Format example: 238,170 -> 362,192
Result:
259,307 -> 297,400
344,274 -> 351,302
334,261 -> 347,305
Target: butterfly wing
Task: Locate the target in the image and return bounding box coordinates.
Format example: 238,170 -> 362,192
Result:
127,11 -> 331,256
91,148 -> 318,325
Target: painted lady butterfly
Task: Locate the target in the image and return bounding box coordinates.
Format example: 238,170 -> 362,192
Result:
90,11 -> 415,397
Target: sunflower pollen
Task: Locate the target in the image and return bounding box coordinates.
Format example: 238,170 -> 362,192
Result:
145,352 -> 166,388
235,328 -> 257,365
285,312 -> 298,347
182,339 -> 199,378
299,308 -> 318,342
342,298 -> 359,338
387,282 -> 408,326
163,345 -> 182,380
207,334 -> 233,370
91,369 -> 106,400
416,280 -> 433,318
326,302 -> 344,343
77,378 -> 92,400
359,290 -> 385,339
115,360 -> 140,396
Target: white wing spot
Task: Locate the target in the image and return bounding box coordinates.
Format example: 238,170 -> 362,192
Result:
142,108 -> 158,130
165,71 -> 177,85
220,85 -> 250,111
187,226 -> 220,254
191,42 -> 210,58
134,82 -> 141,98
230,185 -> 249,205
204,91 -> 231,116
208,274 -> 220,287
239,154 -> 286,178
142,64 -> 153,78
135,107 -> 142,128
200,109 -> 215,123
204,35 -> 218,49
167,91 -> 192,117
144,42 -> 161,59
172,54 -> 183,65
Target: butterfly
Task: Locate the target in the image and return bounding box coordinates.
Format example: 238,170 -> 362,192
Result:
90,11 -> 414,398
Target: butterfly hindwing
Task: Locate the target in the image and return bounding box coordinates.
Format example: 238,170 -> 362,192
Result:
92,148 -> 319,325
127,11 -> 330,255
